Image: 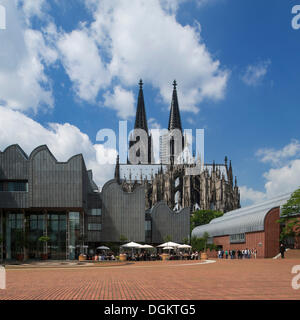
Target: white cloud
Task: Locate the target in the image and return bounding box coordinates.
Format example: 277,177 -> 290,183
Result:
148,118 -> 161,129
59,0 -> 229,115
240,186 -> 267,205
0,0 -> 56,113
256,139 -> 300,166
18,0 -> 47,24
242,60 -> 271,86
103,86 -> 135,119
241,140 -> 300,205
263,160 -> 300,197
0,106 -> 116,187
57,29 -> 111,103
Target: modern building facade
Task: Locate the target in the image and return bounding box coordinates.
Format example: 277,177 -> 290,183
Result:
0,144 -> 190,260
191,193 -> 293,258
0,144 -> 100,260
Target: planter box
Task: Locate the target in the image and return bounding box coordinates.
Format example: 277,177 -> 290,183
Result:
79,255 -> 87,261
119,254 -> 127,262
161,253 -> 170,261
200,252 -> 208,260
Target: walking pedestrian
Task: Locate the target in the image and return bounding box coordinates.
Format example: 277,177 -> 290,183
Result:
280,243 -> 286,259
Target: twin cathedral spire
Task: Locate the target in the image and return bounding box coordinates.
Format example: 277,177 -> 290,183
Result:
129,79 -> 183,165
135,79 -> 182,134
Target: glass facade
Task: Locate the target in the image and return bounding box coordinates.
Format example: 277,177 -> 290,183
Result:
68,212 -> 80,260
1,210 -> 81,261
27,213 -> 44,259
5,212 -> 24,260
47,213 -> 66,260
0,181 -> 28,192
89,209 -> 101,216
230,233 -> 246,244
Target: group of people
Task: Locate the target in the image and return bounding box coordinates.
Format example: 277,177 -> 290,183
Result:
127,252 -> 157,261
92,253 -> 116,261
124,251 -> 200,261
218,248 -> 257,259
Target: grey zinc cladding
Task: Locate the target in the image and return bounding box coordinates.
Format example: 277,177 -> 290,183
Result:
150,201 -> 190,243
101,179 -> 145,243
0,145 -> 29,208
29,146 -> 84,208
0,144 -> 98,210
191,192 -> 292,238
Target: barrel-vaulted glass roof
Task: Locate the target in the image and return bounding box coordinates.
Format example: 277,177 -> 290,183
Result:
191,193 -> 292,238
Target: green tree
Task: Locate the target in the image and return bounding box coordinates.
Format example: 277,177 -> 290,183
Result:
119,234 -> 128,243
182,237 -> 189,244
191,232 -> 214,252
277,188 -> 300,242
191,210 -> 223,232
163,235 -> 172,242
38,236 -> 50,255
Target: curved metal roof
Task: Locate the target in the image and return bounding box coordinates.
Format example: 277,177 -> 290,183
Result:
191,192 -> 292,238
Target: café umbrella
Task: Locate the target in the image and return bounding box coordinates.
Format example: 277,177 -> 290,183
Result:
157,241 -> 180,248
121,242 -> 143,257
178,244 -> 192,249
97,246 -> 110,250
162,246 -> 175,255
139,244 -> 154,249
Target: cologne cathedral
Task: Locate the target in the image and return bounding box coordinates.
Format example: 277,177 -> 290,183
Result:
114,80 -> 240,213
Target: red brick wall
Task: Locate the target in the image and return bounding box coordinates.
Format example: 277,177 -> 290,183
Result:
211,232 -> 265,258
206,207 -> 283,258
295,236 -> 300,249
264,207 -> 280,258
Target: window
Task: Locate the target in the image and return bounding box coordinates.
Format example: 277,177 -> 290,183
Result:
230,233 -> 246,244
88,223 -> 102,231
145,220 -> 151,231
89,209 -> 102,216
0,180 -> 28,192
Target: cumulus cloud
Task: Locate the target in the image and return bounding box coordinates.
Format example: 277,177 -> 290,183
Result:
239,186 -> 267,205
242,59 -> 271,86
241,140 -> 300,205
58,0 -> 228,116
1,0 -> 229,118
263,159 -> 300,197
17,0 -> 47,24
57,29 -> 111,103
148,118 -> 161,129
0,0 -> 56,113
103,86 -> 135,119
0,106 -> 116,187
256,139 -> 300,166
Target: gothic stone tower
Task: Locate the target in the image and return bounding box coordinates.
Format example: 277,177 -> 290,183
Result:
115,80 -> 240,213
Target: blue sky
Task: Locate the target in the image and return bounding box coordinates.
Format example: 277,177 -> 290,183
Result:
0,0 -> 300,206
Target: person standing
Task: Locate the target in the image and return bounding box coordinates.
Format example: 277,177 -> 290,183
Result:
280,243 -> 286,259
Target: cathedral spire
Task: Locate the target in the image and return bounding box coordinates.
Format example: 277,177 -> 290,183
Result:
168,80 -> 182,132
228,160 -> 233,185
114,155 -> 120,183
134,79 -> 148,134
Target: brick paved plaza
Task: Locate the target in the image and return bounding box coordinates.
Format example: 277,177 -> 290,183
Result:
0,259 -> 300,300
